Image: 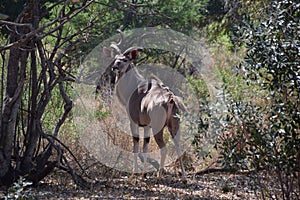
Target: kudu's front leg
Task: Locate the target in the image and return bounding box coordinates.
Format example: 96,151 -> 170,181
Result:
142,126 -> 151,177
130,122 -> 139,175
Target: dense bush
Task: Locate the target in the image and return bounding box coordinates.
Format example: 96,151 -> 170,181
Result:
219,1 -> 300,199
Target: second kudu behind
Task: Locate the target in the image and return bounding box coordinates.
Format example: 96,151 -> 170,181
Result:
102,30 -> 187,179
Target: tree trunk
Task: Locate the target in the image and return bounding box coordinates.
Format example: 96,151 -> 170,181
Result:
0,30 -> 24,185
0,0 -> 38,186
0,0 -> 94,188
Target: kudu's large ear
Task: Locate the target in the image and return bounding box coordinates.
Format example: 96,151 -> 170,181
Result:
103,47 -> 113,58
129,49 -> 138,60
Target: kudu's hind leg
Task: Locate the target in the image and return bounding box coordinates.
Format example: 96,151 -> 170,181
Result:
171,126 -> 186,179
154,130 -> 167,177
173,133 -> 186,178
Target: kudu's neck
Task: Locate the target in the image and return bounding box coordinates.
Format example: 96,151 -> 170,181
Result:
115,64 -> 145,106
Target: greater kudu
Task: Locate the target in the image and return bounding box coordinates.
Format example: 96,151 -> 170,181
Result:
102,30 -> 187,178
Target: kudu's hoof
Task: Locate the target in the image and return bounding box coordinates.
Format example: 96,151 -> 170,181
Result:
181,176 -> 188,184
157,168 -> 166,178
127,173 -> 138,184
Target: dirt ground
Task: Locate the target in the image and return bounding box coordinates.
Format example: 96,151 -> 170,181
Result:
0,139 -> 284,199
1,168 -> 275,200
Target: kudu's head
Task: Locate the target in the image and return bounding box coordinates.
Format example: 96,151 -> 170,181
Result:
103,47 -> 141,82
103,30 -> 142,83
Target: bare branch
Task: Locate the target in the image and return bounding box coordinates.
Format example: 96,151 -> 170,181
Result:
0,0 -> 94,52
52,82 -> 73,137
0,20 -> 33,29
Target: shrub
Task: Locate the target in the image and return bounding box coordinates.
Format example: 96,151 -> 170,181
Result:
219,1 -> 300,199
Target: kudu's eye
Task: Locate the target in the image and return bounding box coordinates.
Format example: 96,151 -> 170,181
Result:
121,58 -> 129,62
115,57 -> 129,65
